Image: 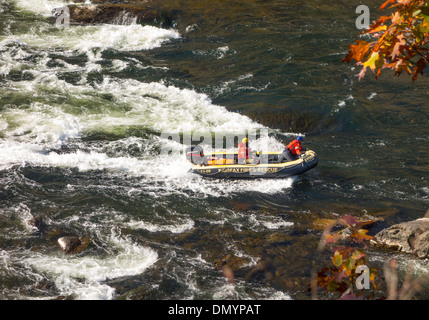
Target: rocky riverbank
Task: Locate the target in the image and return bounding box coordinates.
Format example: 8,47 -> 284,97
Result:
374,210 -> 429,259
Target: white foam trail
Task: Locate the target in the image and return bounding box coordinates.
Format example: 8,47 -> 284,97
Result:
0,68 -> 262,134
1,102 -> 82,147
126,218 -> 195,234
3,24 -> 180,57
0,139 -> 295,197
5,0 -> 181,64
83,78 -> 262,133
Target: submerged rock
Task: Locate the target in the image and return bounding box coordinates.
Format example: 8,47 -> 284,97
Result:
214,253 -> 251,271
374,216 -> 429,259
28,215 -> 50,234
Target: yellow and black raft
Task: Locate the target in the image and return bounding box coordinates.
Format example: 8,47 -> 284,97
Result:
185,146 -> 318,179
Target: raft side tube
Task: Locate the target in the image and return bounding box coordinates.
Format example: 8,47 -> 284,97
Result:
188,150 -> 318,179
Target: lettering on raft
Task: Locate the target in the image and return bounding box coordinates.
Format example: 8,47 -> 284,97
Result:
197,167 -> 280,175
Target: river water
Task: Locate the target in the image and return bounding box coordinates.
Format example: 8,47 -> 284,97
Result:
0,0 -> 428,300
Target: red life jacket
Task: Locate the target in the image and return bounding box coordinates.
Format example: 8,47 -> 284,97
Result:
238,142 -> 249,159
286,139 -> 303,155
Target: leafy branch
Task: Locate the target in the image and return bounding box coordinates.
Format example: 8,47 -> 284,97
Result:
311,214 -> 429,300
311,215 -> 379,300
343,0 -> 429,80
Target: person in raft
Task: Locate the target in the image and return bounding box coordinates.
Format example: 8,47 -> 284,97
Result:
278,135 -> 306,162
237,137 -> 254,164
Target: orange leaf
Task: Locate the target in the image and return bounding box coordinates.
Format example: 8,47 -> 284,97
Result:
352,229 -> 373,242
368,24 -> 388,34
325,233 -> 342,244
380,0 -> 395,10
342,40 -> 371,63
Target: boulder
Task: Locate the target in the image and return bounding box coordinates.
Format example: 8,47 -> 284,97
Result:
57,236 -> 91,254
374,217 -> 429,258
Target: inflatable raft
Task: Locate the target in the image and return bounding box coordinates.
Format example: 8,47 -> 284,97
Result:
185,146 -> 318,179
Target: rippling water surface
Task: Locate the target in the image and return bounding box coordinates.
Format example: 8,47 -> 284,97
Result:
1,0 -> 428,300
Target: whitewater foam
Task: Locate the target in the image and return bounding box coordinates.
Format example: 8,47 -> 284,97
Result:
14,0 -> 68,16
126,218 -> 195,234
2,24 -> 180,61
22,233 -> 158,300
1,1 -> 296,200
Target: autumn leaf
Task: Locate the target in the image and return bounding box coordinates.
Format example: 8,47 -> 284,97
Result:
363,51 -> 382,71
380,0 -> 396,10
351,229 -> 373,243
391,11 -> 402,24
332,250 -> 343,267
345,258 -> 356,273
368,24 -> 388,34
342,40 -> 370,64
397,0 -> 411,5
390,34 -> 407,59
351,249 -> 366,261
338,215 -> 360,227
325,233 -> 342,244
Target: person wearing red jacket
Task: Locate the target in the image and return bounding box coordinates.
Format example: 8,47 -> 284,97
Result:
238,137 -> 250,164
279,136 -> 306,162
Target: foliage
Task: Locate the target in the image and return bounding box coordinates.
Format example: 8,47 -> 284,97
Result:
343,0 -> 429,80
312,215 -> 379,300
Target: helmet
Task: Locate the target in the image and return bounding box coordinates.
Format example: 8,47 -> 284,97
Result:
297,136 -> 304,142
242,137 -> 248,144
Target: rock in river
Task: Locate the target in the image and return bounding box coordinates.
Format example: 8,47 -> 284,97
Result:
57,1 -> 175,28
374,216 -> 429,259
57,236 -> 91,254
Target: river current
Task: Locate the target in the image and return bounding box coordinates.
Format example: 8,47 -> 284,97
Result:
0,0 -> 428,300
